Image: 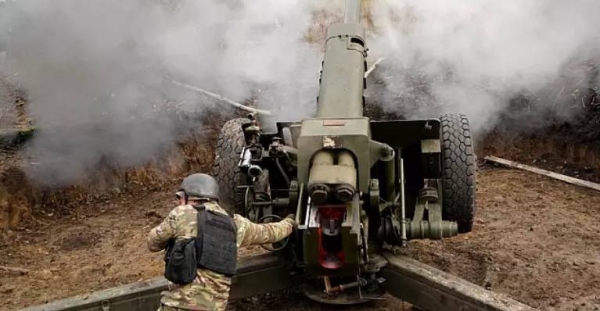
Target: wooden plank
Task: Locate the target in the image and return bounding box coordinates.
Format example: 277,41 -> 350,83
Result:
381,253 -> 538,311
484,155 -> 600,192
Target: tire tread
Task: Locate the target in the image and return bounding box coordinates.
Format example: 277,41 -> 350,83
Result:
440,113 -> 476,233
210,118 -> 249,214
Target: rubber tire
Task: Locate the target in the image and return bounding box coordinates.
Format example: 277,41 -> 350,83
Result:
211,118 -> 250,214
440,113 -> 476,233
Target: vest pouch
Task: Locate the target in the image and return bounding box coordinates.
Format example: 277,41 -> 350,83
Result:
164,238 -> 197,285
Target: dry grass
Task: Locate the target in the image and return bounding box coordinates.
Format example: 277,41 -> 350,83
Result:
477,133 -> 600,182
0,167 -> 36,230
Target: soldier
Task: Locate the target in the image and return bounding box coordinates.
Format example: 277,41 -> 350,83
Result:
148,173 -> 296,311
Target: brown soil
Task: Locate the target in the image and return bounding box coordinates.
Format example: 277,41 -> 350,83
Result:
2,14 -> 600,309
1,163 -> 600,311
405,166 -> 600,311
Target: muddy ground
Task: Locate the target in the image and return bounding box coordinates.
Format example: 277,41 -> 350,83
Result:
1,161 -> 600,310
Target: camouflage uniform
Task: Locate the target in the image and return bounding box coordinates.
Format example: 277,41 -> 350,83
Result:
148,201 -> 295,311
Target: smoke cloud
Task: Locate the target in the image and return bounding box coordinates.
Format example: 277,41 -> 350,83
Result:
366,0 -> 600,134
0,0 -> 324,186
1,0 -> 599,186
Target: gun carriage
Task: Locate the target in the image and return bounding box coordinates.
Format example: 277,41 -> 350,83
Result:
211,0 -> 476,303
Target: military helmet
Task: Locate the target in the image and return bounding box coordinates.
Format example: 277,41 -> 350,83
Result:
179,173 -> 219,201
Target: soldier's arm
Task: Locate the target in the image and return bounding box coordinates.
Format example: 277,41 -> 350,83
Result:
234,215 -> 295,247
147,209 -> 179,252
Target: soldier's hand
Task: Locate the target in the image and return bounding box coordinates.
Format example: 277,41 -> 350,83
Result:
286,214 -> 297,227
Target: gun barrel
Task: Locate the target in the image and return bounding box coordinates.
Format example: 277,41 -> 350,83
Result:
344,0 -> 361,23
316,0 -> 366,119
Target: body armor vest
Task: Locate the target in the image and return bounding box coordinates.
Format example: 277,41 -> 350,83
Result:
194,204 -> 238,276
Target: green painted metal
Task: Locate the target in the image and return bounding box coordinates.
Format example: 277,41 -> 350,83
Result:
406,183 -> 458,240
21,252 -> 538,311
296,118 -> 394,194
370,119 -> 442,146
19,254 -> 298,311
380,253 -> 538,311
316,8 -> 366,119
343,0 -> 362,24
20,278 -> 164,311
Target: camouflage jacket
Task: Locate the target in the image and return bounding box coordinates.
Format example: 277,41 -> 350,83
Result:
147,201 -> 295,311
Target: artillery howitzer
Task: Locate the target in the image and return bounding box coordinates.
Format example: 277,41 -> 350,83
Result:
20,1 -> 538,310
211,0 -> 476,304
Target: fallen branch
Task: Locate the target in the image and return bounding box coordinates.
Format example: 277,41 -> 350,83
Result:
365,57 -> 385,78
484,155 -> 600,192
171,80 -> 273,116
0,265 -> 30,275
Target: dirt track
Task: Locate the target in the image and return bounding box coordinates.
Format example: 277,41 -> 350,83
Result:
1,165 -> 599,311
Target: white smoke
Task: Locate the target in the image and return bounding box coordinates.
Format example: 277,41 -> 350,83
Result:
0,0 -> 325,185
366,0 -> 600,134
2,0 -> 599,185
